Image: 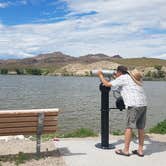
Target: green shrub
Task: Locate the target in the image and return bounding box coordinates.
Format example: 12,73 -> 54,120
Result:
62,128 -> 97,138
149,119 -> 166,134
15,152 -> 29,166
145,71 -> 152,77
0,152 -> 30,166
112,130 -> 124,135
15,68 -> 24,75
158,70 -> 165,78
42,69 -> 49,75
154,65 -> 162,71
0,68 -> 8,74
25,68 -> 42,75
42,128 -> 97,138
29,128 -> 97,141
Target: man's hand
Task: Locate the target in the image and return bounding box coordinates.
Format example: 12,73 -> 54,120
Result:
97,70 -> 112,87
97,70 -> 103,77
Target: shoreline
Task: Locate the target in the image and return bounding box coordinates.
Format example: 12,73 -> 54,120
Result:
0,74 -> 166,81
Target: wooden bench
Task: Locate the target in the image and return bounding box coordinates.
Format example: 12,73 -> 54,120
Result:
0,108 -> 59,156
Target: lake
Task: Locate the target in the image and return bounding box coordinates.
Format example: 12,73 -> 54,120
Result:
0,75 -> 166,133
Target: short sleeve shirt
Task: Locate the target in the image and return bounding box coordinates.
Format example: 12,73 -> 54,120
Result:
110,74 -> 147,107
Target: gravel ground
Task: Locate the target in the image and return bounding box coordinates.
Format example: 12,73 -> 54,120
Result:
0,137 -> 66,166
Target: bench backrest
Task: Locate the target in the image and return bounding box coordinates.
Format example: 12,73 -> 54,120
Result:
0,108 -> 59,136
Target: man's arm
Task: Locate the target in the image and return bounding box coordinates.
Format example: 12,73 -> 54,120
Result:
97,71 -> 112,87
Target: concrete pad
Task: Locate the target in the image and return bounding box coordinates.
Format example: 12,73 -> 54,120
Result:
56,136 -> 166,166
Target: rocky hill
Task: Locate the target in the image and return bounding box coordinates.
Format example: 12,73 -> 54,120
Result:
0,51 -> 166,76
57,61 -> 120,76
0,52 -> 122,70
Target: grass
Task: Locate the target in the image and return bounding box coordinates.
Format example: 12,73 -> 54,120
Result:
149,119 -> 166,134
61,128 -> 98,138
0,152 -> 31,166
0,149 -> 60,166
112,130 -> 137,138
112,120 -> 166,136
112,130 -> 124,135
14,152 -> 30,166
28,128 -> 98,141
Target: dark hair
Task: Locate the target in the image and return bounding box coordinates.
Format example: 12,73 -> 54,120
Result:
117,65 -> 128,74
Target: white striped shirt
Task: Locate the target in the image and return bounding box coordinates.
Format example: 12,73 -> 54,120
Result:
111,74 -> 147,107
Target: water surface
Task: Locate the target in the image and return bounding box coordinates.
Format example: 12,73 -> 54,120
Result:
0,75 -> 165,133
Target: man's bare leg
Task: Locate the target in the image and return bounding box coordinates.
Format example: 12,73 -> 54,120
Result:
115,128 -> 132,155
123,128 -> 132,154
138,129 -> 144,155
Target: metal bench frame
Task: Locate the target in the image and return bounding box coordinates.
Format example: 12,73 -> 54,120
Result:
0,108 -> 59,157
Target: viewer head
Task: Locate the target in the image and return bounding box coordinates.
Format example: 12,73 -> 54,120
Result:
116,65 -> 128,77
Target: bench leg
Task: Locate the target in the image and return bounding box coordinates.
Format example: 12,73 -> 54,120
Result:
36,112 -> 44,157
36,134 -> 41,157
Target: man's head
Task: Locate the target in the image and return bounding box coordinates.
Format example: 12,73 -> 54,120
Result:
128,69 -> 143,86
116,65 -> 128,77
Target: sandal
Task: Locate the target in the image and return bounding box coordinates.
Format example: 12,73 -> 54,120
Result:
132,150 -> 144,157
115,149 -> 130,156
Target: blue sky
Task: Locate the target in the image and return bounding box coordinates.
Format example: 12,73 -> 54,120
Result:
0,0 -> 166,59
0,0 -> 69,25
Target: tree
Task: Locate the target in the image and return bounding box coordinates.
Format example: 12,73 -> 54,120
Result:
158,70 -> 165,78
25,68 -> 42,75
0,68 -> 8,74
154,65 -> 165,78
145,71 -> 152,77
154,65 -> 162,71
15,68 -> 24,75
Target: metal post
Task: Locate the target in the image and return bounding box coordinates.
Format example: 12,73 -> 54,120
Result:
36,112 -> 44,157
95,83 -> 115,149
36,134 -> 41,157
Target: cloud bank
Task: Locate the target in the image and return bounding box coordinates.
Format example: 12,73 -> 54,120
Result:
0,0 -> 166,59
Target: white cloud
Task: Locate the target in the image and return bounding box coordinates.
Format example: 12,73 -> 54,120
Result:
20,0 -> 28,5
0,0 -> 28,8
0,0 -> 166,59
0,2 -> 11,8
153,53 -> 166,59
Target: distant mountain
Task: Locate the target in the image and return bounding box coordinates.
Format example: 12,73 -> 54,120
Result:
0,52 -> 76,69
0,52 -> 120,69
0,51 -> 166,76
77,53 -> 110,64
35,51 -> 75,62
111,55 -> 122,58
20,52 -> 76,66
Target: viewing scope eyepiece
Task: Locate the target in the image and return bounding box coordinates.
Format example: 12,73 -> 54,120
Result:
91,69 -> 116,77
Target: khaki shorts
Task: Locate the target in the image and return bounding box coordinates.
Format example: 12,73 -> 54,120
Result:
126,106 -> 147,129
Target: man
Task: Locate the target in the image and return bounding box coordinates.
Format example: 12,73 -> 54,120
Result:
97,66 -> 147,157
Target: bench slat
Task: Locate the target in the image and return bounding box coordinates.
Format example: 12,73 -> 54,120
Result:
0,108 -> 59,139
0,130 -> 58,136
0,108 -> 59,114
0,116 -> 58,123
0,112 -> 58,118
0,120 -> 57,128
0,126 -> 57,135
